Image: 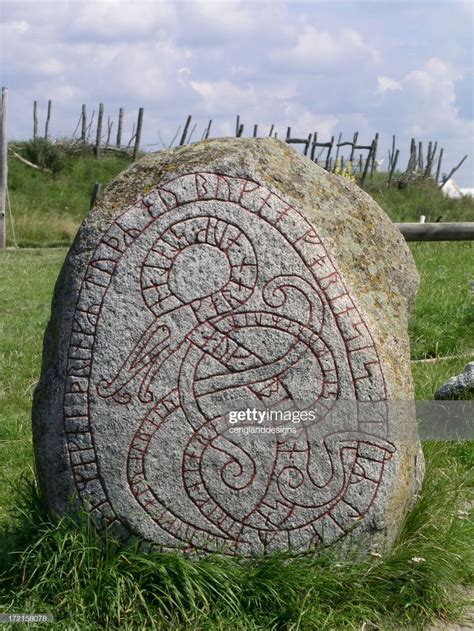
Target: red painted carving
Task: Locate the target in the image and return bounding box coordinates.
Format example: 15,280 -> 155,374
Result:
64,173 -> 394,554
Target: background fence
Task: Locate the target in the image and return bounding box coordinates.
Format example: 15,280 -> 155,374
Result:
0,89 -> 472,249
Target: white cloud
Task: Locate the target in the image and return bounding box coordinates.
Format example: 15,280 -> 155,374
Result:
376,76 -> 403,94
189,80 -> 258,114
271,25 -> 378,69
190,0 -> 254,35
37,59 -> 64,76
70,1 -> 176,40
1,1 -> 472,186
176,0 -> 287,46
1,19 -> 29,35
280,103 -> 338,139
402,58 -> 465,132
48,84 -> 81,102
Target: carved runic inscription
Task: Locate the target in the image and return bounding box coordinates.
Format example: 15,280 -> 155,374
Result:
64,173 -> 395,554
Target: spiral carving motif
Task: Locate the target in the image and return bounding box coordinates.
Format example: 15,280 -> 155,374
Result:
63,172 -> 395,554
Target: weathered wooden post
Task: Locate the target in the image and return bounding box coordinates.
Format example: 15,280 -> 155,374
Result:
334,132 -> 342,170
435,148 -> 444,183
418,141 -> 423,171
325,136 -> 334,170
81,105 -> 87,142
0,86 -> 7,249
116,108 -> 123,147
105,117 -> 113,148
349,131 -> 358,163
388,149 -> 399,186
360,140 -> 375,186
439,155 -> 468,188
90,182 -> 102,210
370,132 -> 379,177
44,99 -> 52,141
133,107 -> 144,159
397,222 -> 474,241
388,134 -> 396,171
95,103 -> 104,158
179,114 -> 191,147
33,100 -> 38,140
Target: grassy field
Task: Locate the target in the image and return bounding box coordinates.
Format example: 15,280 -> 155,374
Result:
0,151 -> 473,629
6,140 -> 474,248
7,144 -> 132,247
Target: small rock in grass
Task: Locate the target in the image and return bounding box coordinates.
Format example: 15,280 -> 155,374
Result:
434,362 -> 474,400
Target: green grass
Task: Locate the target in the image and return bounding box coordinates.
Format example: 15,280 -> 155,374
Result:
7,143 -> 133,247
409,242 -> 473,364
0,249 -> 66,524
0,445 -> 471,630
367,174 -> 474,223
6,148 -> 474,248
0,247 -> 472,629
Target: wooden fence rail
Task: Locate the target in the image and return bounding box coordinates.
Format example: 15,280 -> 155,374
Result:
395,223 -> 474,241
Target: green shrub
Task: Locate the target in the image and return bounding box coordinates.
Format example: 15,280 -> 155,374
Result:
20,138 -> 66,174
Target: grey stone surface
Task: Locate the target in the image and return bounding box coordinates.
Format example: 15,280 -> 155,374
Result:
32,138 -> 422,556
435,362 -> 474,400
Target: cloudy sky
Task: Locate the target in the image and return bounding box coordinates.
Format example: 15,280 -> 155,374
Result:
1,0 -> 473,185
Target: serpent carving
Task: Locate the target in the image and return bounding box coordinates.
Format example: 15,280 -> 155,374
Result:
63,172 -> 395,554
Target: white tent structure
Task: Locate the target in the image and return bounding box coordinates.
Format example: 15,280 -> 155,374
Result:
441,179 -> 465,199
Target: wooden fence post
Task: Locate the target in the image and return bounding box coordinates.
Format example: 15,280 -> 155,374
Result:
360,140 -> 375,185
133,108 -> 144,159
370,132 -> 379,177
388,149 -> 399,186
310,132 -> 318,161
44,99 -> 52,141
116,108 -> 123,147
0,86 -> 8,249
439,155 -> 468,189
81,104 -> 87,142
105,116 -> 113,148
435,148 -> 444,182
325,136 -> 334,170
418,141 -> 424,171
388,134 -> 396,171
179,114 -> 191,147
33,100 -> 38,140
349,131 -> 358,163
90,182 -> 102,210
95,103 -> 104,158
334,133 -> 342,170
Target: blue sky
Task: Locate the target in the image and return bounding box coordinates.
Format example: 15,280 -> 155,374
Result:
1,0 -> 473,185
